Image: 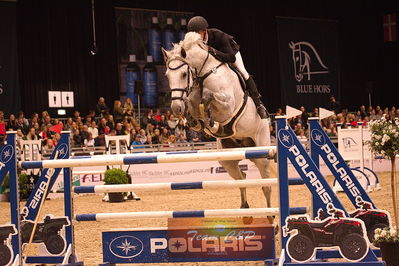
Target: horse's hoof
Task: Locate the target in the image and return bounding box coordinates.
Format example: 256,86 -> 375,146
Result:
240,202 -> 250,209
242,216 -> 254,224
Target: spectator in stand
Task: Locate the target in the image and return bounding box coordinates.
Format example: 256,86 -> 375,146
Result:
359,105 -> 367,120
157,114 -> 168,129
165,109 -> 171,120
275,108 -> 284,116
376,109 -> 383,120
300,106 -> 309,129
52,133 -> 61,146
130,134 -> 144,149
168,134 -> 177,148
16,117 -> 29,135
329,96 -> 340,114
176,133 -> 188,144
145,123 -> 155,137
113,100 -> 126,123
73,111 -> 80,122
96,97 -> 110,117
123,98 -> 134,118
152,128 -> 161,144
296,129 -> 307,142
25,127 -> 40,140
40,111 -> 49,125
139,129 -> 147,143
7,114 -> 18,130
64,118 -> 73,131
144,135 -> 153,146
88,121 -> 99,139
39,124 -> 49,140
107,115 -> 115,130
129,128 -> 137,144
159,127 -> 169,144
73,129 -> 84,147
84,132 -> 95,148
369,109 -> 378,120
81,125 -> 90,140
17,111 -> 29,128
98,118 -> 108,135
167,114 -> 178,132
84,115 -> 93,127
43,138 -> 55,154
175,119 -> 188,140
16,129 -> 24,147
154,109 -> 162,122
141,109 -> 156,129
115,123 -> 126,135
312,107 -> 319,117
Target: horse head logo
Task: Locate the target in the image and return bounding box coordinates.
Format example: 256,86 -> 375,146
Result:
289,41 -> 329,82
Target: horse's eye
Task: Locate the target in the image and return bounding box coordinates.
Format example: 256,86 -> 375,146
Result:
182,72 -> 187,78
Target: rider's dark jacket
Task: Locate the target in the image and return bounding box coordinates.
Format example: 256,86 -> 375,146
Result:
206,28 -> 240,63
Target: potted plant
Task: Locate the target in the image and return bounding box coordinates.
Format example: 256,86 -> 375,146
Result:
368,117 -> 399,264
103,168 -> 129,203
374,227 -> 399,265
0,174 -> 10,202
0,173 -> 30,201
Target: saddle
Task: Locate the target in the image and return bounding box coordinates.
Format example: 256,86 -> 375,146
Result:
228,64 -> 247,92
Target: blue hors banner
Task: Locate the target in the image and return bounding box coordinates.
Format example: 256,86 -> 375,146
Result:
276,17 -> 340,110
102,225 -> 275,263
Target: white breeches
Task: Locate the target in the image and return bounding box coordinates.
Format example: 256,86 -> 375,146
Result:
233,52 -> 250,80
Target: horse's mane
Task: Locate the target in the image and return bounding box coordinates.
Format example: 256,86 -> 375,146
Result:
182,32 -> 207,51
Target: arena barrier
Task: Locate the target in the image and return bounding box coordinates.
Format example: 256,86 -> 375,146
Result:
0,116 -> 386,265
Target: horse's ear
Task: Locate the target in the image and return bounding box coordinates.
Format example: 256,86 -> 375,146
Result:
161,47 -> 169,63
289,41 -> 294,49
181,47 -> 186,58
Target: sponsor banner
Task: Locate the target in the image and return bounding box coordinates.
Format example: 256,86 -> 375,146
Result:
337,127 -> 372,162
102,218 -> 274,263
276,17 -> 340,109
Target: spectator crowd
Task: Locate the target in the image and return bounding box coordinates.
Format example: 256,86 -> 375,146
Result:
1,96 -> 399,150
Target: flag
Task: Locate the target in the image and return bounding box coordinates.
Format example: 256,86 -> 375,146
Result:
49,122 -> 63,134
383,13 -> 397,42
319,107 -> 334,120
286,105 -> 302,119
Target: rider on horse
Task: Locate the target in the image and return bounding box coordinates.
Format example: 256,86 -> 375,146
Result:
187,16 -> 269,119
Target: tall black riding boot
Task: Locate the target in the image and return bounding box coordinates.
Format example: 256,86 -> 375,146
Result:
245,76 -> 269,119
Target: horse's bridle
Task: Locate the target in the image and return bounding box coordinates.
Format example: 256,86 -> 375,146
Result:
167,57 -> 192,101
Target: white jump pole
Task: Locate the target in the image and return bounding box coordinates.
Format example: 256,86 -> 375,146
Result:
20,148 -> 276,169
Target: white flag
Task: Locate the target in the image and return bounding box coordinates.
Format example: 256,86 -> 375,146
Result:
286,105 -> 302,119
319,107 -> 334,119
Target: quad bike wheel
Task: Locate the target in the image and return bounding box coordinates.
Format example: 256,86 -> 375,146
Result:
339,233 -> 368,261
0,244 -> 12,266
44,234 -> 65,255
287,234 -> 315,262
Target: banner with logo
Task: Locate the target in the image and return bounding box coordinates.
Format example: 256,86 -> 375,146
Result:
276,17 -> 340,110
0,3 -> 21,115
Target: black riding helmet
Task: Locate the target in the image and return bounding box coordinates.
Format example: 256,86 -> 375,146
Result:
187,16 -> 209,32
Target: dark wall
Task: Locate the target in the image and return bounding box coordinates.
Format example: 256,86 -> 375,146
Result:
16,0 -> 399,116
18,0 -> 119,117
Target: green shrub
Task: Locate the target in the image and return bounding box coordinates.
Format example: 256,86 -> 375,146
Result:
104,168 -> 129,185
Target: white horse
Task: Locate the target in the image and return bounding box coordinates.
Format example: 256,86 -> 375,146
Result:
162,33 -> 273,209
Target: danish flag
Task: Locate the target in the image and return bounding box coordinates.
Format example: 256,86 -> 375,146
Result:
383,13 -> 397,42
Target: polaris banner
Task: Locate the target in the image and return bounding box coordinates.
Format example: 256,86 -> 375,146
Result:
0,2 -> 21,114
276,17 -> 340,110
102,224 -> 274,263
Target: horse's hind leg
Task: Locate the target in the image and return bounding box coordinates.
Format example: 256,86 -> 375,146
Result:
218,160 -> 249,208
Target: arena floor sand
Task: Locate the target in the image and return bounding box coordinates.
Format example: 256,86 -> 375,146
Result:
0,172 -> 397,265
